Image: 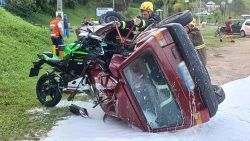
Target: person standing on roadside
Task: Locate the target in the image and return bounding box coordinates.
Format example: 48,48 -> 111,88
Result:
185,18 -> 207,66
220,16 -> 235,42
63,14 -> 70,39
50,14 -> 64,56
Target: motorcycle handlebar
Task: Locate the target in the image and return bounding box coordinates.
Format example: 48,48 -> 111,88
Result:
70,30 -> 103,49
79,28 -> 103,41
88,34 -> 103,41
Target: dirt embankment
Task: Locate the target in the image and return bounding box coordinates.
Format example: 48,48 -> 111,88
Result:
207,39 -> 250,85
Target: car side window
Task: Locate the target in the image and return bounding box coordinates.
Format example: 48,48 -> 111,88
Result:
245,21 -> 250,26
123,50 -> 184,129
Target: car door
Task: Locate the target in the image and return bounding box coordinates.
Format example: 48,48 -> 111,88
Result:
244,21 -> 250,35
232,20 -> 242,33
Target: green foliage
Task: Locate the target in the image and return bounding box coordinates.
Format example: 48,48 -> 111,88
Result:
5,0 -> 36,18
123,7 -> 140,19
64,4 -> 96,26
5,0 -> 90,20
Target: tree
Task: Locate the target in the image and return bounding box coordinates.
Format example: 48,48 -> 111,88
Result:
173,0 -> 184,12
152,0 -> 176,18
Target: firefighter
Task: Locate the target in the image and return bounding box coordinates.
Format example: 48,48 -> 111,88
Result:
50,14 -> 64,56
118,1 -> 161,31
185,18 -> 207,66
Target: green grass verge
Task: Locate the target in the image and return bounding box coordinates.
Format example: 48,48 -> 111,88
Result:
200,26 -> 246,48
0,8 -> 78,140
27,2 -> 97,27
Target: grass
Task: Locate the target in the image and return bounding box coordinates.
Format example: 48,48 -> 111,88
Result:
27,2 -> 97,27
200,25 -> 247,48
64,3 -> 97,26
0,8 -> 78,140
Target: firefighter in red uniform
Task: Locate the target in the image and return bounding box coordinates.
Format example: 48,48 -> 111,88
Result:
50,14 -> 64,56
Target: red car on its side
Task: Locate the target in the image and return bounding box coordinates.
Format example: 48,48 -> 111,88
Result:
89,11 -> 225,132
30,10 -> 225,132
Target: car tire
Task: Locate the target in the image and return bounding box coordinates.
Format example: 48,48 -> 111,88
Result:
166,23 -> 219,117
240,30 -> 246,37
156,10 -> 193,27
212,85 -> 225,104
99,11 -> 125,24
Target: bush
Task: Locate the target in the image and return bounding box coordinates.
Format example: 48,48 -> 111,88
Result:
5,0 -> 36,18
123,7 -> 140,19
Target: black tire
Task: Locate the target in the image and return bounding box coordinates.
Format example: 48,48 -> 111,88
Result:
99,11 -> 125,24
240,30 -> 246,37
36,74 -> 61,107
220,27 -> 226,33
166,23 -> 218,117
212,85 -> 225,104
156,10 -> 193,28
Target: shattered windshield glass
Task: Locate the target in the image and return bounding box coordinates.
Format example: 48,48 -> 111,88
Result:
123,50 -> 184,129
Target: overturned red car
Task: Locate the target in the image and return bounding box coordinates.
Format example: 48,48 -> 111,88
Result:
30,11 -> 225,132
91,11 -> 225,132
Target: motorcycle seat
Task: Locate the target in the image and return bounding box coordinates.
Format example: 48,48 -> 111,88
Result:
43,52 -> 54,58
40,52 -> 62,63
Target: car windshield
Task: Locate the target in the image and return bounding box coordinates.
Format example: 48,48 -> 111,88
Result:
231,19 -> 244,25
123,50 -> 184,129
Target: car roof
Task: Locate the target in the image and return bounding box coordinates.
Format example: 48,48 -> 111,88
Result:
241,14 -> 250,17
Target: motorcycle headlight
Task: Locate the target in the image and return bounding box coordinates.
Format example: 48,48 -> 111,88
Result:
37,54 -> 45,60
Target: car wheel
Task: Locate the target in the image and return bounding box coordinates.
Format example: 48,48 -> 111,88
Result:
99,11 -> 125,24
156,10 -> 193,27
166,23 -> 219,117
240,30 -> 246,37
212,85 -> 225,104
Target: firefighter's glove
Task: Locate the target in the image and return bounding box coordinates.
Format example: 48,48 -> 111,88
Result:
113,21 -> 121,28
133,18 -> 141,26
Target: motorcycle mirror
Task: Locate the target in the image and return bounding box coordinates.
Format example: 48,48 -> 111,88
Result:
87,28 -> 93,33
79,31 -> 89,37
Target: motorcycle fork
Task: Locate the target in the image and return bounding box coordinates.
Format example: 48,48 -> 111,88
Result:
67,62 -> 91,101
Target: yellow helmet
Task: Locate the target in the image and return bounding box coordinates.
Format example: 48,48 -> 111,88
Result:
140,1 -> 153,11
190,18 -> 196,26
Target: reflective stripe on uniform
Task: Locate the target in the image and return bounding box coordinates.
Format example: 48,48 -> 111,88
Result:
140,20 -> 146,29
195,43 -> 206,50
121,21 -> 126,29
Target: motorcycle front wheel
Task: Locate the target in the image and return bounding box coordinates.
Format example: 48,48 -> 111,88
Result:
36,74 -> 62,107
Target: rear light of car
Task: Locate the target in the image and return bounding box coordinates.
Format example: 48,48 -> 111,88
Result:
153,32 -> 168,47
194,108 -> 210,125
177,61 -> 195,91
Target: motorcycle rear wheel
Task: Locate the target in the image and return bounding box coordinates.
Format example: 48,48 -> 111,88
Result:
36,74 -> 62,107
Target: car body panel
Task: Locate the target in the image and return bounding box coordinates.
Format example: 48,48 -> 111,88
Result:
241,19 -> 250,36
105,27 -> 211,132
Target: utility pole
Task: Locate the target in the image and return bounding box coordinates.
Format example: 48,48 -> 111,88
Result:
0,0 -> 6,7
113,0 -> 115,11
57,0 -> 63,11
198,0 -> 201,25
56,0 -> 63,18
